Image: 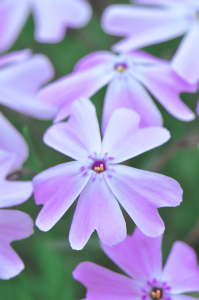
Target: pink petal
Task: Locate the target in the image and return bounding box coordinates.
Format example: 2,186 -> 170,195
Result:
0,151 -> 33,208
69,174 -> 126,250
0,113 -> 28,168
32,0 -> 92,43
0,180 -> 33,208
135,64 -> 196,121
105,165 -> 182,237
0,209 -> 33,280
102,109 -> 169,164
34,161 -> 91,232
171,22 -> 199,84
73,262 -> 140,300
44,98 -> 101,161
0,54 -> 57,120
74,51 -> 115,72
102,77 -> 163,134
101,5 -> 189,52
38,65 -> 113,114
172,295 -> 199,300
0,209 -> 34,242
0,49 -> 31,68
162,241 -> 199,293
0,0 -> 29,53
101,227 -> 162,282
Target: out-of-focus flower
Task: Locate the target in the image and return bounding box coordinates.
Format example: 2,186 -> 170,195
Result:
0,209 -> 34,280
0,0 -> 92,52
73,227 -> 199,300
0,113 -> 33,207
33,98 -> 182,250
0,49 -> 57,119
39,50 -> 196,133
102,0 -> 199,85
0,112 -> 28,169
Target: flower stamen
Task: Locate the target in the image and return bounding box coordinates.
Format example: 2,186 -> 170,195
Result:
94,164 -> 105,173
150,288 -> 162,300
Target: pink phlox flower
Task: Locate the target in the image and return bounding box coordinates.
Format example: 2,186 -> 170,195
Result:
33,98 -> 182,250
38,50 -> 197,133
0,209 -> 34,279
73,227 -> 199,300
102,0 -> 199,85
0,0 -> 92,52
0,49 -> 58,119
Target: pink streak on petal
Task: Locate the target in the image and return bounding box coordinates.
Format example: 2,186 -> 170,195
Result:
162,241 -> 199,294
0,209 -> 34,280
73,262 -> 140,300
0,113 -> 28,168
102,109 -> 169,164
172,22 -> 199,84
0,49 -> 31,68
135,64 -> 196,121
44,98 -> 101,161
105,165 -> 182,237
0,0 -> 29,53
101,227 -> 162,282
38,65 -> 113,110
0,53 -> 57,119
74,51 -> 115,72
34,161 -> 91,231
69,175 -> 126,250
101,76 -> 163,134
101,5 -> 189,52
32,0 -> 92,43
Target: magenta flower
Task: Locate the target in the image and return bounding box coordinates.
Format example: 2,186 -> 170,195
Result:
0,49 -> 57,120
0,209 -> 33,279
33,98 -> 182,250
0,0 -> 92,52
39,50 -> 196,133
73,227 -> 199,300
102,0 -> 199,84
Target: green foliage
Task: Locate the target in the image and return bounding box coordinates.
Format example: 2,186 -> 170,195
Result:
1,1 -> 199,299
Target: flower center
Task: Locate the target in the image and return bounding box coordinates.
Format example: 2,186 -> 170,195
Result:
115,63 -> 127,72
91,160 -> 106,173
150,288 -> 163,300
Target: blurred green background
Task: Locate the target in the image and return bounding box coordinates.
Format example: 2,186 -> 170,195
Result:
1,0 -> 199,299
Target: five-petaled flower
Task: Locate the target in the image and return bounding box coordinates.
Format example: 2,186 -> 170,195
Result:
102,0 -> 199,85
73,227 -> 199,300
38,50 -> 196,133
33,98 -> 182,250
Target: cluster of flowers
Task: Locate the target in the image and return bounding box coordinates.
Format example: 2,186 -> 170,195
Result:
0,0 -> 199,299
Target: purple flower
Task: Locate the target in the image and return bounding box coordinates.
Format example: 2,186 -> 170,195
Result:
0,0 -> 92,52
33,98 -> 182,250
102,0 -> 199,84
0,49 -> 57,120
73,227 -> 199,300
39,50 -> 196,133
0,209 -> 34,279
